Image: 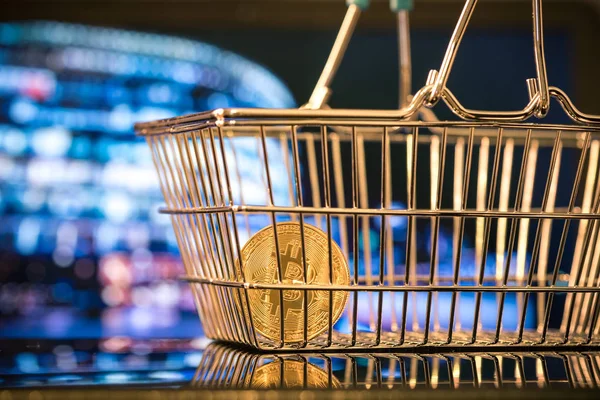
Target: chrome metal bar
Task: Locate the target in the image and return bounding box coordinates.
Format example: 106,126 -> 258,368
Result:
441,88 -> 540,122
351,126 -> 359,345
516,131 -> 562,343
189,132 -> 230,279
306,134 -> 323,229
195,131 -> 229,281
385,133 -> 397,332
516,140 -> 538,280
532,0 -> 550,117
357,131 -> 375,330
290,125 -> 310,347
180,134 -> 234,335
226,135 -> 251,238
397,10 -> 411,108
197,131 -> 241,341
188,273 -> 556,285
447,128 -> 475,341
562,140 -> 600,333
150,138 -> 217,337
582,237 -> 600,332
496,139 -> 514,333
471,128 -> 503,343
306,4 -> 362,109
540,133 -> 591,343
449,137 -> 465,338
377,127 -> 389,345
436,131 -> 448,329
475,137 -> 490,276
575,220 -> 600,333
280,133 -> 296,217
536,141 -> 561,331
216,127 -> 255,344
175,136 -> 234,339
184,276 -> 600,293
258,125 -> 286,346
550,87 -> 600,125
331,134 -> 349,257
562,174 -> 600,341
407,128 -> 419,332
494,129 -> 533,343
320,125 -> 335,346
137,110 -> 600,134
161,204 -> 600,220
207,128 -> 238,282
424,134 -> 442,341
427,0 -> 478,105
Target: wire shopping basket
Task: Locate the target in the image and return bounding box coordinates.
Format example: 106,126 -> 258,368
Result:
135,0 -> 600,351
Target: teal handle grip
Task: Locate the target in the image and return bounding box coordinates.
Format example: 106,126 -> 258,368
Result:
346,0 -> 369,10
390,0 -> 413,11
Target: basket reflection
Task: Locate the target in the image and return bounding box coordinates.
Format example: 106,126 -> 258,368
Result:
192,343 -> 600,390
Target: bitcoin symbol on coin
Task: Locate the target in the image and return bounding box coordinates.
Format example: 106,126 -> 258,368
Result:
239,222 -> 350,342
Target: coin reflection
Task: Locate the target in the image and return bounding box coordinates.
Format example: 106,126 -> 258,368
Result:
248,359 -> 341,389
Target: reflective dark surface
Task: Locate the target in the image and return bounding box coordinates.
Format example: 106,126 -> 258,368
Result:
2,338 -> 600,392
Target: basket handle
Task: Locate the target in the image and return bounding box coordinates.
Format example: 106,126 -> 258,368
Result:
303,0 -> 600,125
304,0 -> 417,110
392,0 -> 414,108
424,0 -> 600,125
302,0 -> 368,110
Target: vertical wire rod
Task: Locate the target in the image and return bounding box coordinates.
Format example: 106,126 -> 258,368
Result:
226,134 -> 251,238
516,131 -> 563,343
424,129 -> 447,343
446,128 -> 475,343
195,134 -> 236,341
351,126 -> 359,346
376,127 -> 389,345
320,125 -> 335,346
207,130 -> 241,336
562,163 -> 600,342
471,128 -> 504,343
216,127 -> 254,344
258,125 -> 285,347
184,134 -> 241,339
493,130 -> 533,343
194,132 -> 228,280
539,132 -> 591,343
561,140 -> 599,333
290,126 -> 310,347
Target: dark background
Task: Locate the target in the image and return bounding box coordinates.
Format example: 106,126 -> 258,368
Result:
2,0 -> 600,113
0,0 -> 599,339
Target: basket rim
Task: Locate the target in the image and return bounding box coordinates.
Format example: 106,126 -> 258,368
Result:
134,107 -> 600,136
181,275 -> 600,293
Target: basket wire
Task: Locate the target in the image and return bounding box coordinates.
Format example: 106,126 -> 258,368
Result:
135,0 -> 600,351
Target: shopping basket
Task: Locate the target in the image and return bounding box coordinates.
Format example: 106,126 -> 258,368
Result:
135,0 -> 600,350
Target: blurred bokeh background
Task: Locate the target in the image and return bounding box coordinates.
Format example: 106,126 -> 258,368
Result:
0,0 -> 599,340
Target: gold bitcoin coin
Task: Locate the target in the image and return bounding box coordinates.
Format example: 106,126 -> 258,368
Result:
238,222 -> 350,342
247,359 -> 340,389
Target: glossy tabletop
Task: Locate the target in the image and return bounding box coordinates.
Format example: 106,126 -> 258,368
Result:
2,337 -> 600,398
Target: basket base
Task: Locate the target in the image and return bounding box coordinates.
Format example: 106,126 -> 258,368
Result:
225,329 -> 600,352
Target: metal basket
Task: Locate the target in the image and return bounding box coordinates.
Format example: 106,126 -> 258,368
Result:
135,0 -> 600,351
192,343 -> 600,390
